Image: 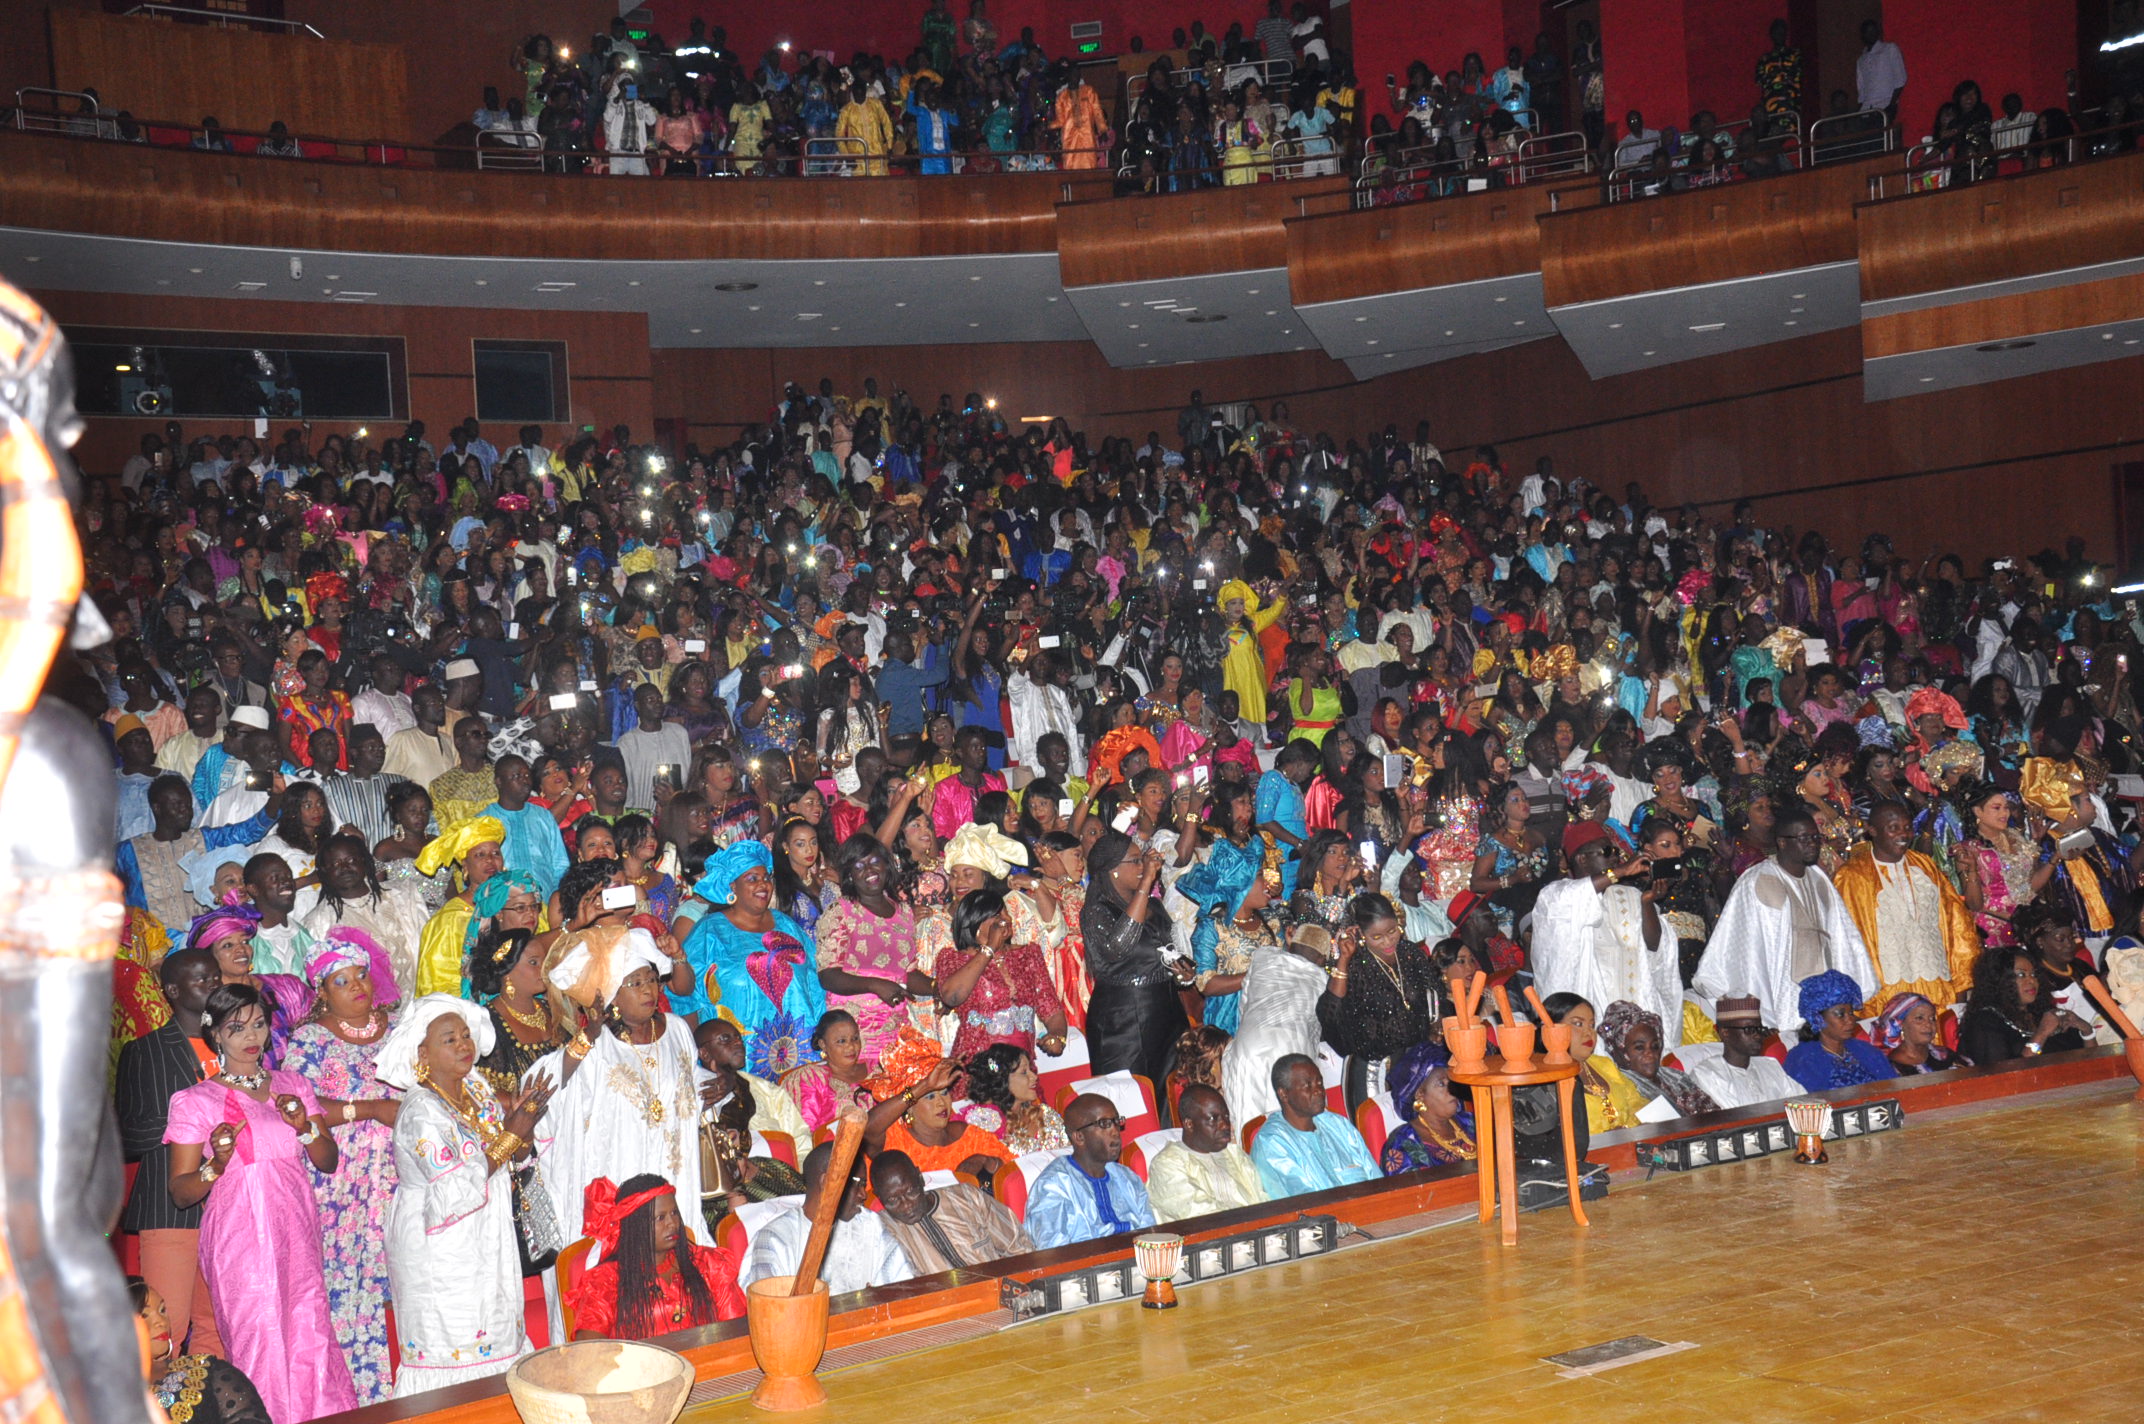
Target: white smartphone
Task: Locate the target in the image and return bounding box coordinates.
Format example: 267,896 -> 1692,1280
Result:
1057,798 -> 1075,817
578,679 -> 598,692
684,638 -> 706,653
1192,764 -> 1210,785
600,885 -> 637,911
547,692 -> 578,711
1038,634 -> 1061,649
1383,753 -> 1404,786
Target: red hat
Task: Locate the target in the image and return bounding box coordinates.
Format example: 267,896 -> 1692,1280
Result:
1446,890 -> 1486,925
1562,820 -> 1611,863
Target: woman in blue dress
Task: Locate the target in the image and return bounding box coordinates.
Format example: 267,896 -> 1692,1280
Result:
677,841 -> 825,1079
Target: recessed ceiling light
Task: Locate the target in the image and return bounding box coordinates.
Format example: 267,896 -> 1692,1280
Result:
1784,319 -> 1798,326
1265,310 -> 1277,316
156,279 -> 169,285
1642,349 -> 1656,356
1689,322 -> 1726,333
895,301 -> 907,308
326,274 -> 340,281
1790,293 -> 1805,300
1246,288 -> 1260,295
188,267 -> 203,274
1977,339 -> 2037,352
1129,323 -> 1140,329
1444,329 -> 1454,337
2104,332 -> 2117,340
475,279 -> 488,286
1384,354 -> 1395,360
1920,375 -> 1936,382
1138,342 -> 1149,348
830,326 -> 840,331
1046,296 -> 1060,303
970,275 -> 982,282
22,256 -> 39,263
713,281 -> 758,292
1494,296 -> 1507,303
2128,339 -> 2141,346
748,304 -> 760,311
1119,301 -> 1131,308
1514,319 -> 1526,326
1790,306 -> 1804,314
968,322 -> 979,328
1282,329 -> 1292,334
812,279 -> 826,286
1608,322 -> 1622,330
1354,316 -> 1368,323
628,280 -> 641,287
1366,339 -> 1379,345
689,327 -> 702,333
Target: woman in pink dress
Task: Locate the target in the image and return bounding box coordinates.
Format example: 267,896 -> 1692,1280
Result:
1955,782 -> 2046,948
813,838 -> 930,1065
163,982 -> 356,1424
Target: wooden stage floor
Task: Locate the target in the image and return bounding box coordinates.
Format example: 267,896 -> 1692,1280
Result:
687,1081 -> 2144,1424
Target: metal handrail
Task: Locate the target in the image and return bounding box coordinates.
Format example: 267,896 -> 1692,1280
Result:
1806,108 -> 1898,163
12,88 -> 102,136
474,128 -> 544,171
1126,54 -> 1295,111
1861,124 -> 2126,202
1514,128 -> 1593,184
123,4 -> 323,36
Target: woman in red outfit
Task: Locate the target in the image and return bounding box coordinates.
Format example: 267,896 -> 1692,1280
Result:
568,1175 -> 744,1340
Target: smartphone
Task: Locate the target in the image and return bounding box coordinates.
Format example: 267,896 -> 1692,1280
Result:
684,638 -> 706,653
245,766 -> 271,793
600,885 -> 638,911
654,762 -> 683,788
1382,753 -> 1404,787
507,622 -> 522,640
578,679 -> 598,692
1113,807 -> 1139,833
1359,840 -> 1378,869
548,692 -> 578,711
1057,798 -> 1075,818
1192,764 -> 1210,786
992,568 -> 1006,581
1038,634 -> 1061,649
1649,856 -> 1683,880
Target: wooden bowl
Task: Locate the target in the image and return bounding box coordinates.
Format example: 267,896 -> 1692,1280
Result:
504,1342 -> 693,1424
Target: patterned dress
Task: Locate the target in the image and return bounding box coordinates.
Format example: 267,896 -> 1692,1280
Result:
281,1022 -> 398,1404
813,897 -> 921,1066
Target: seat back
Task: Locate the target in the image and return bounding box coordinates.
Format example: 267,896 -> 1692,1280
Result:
552,1236 -> 596,1340
1057,1069 -> 1160,1141
1353,1096 -> 1400,1162
1315,1043 -> 1347,1115
1121,1127 -> 1182,1180
760,1130 -> 799,1168
1035,1027 -> 1092,1107
991,1148 -> 1069,1222
1240,1113 -> 1266,1153
724,1196 -> 804,1290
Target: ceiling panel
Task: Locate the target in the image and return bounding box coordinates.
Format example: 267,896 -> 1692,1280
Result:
1864,316 -> 2144,401
1297,272 -> 1548,366
0,228 -> 1086,348
1062,267 -> 1310,368
1546,261 -> 1858,379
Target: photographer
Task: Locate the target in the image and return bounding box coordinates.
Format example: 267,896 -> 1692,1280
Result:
1529,820 -> 1684,1050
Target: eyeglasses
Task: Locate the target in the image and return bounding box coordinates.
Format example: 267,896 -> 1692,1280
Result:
1074,1115 -> 1126,1133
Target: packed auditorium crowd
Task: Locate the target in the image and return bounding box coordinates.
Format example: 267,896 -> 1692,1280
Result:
87,373 -> 2144,1421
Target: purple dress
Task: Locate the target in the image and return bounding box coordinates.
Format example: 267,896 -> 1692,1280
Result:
165,1072 -> 358,1424
281,1025 -> 399,1404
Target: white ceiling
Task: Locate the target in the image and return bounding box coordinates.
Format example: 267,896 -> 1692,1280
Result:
1864,315 -> 2144,401
1547,261 -> 1860,379
1341,334 -> 1547,381
0,227 -> 1086,349
1063,267 -> 1313,368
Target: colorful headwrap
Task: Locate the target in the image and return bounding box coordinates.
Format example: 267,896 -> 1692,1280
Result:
1597,999 -> 1664,1057
1216,578 -> 1258,616
1904,689 -> 1968,735
547,925 -> 672,1009
619,546 -> 660,578
372,994 -> 493,1092
1872,992 -> 1935,1052
692,839 -> 774,906
1090,725 -> 1163,787
1921,738 -> 1985,789
415,817 -> 506,878
1095,554 -> 1128,602
1759,626 -> 1807,669
1856,716 -> 1896,749
581,1177 -> 677,1256
185,899 -> 262,952
1675,568 -> 1714,607
1387,1040 -> 1452,1120
944,822 -> 1029,880
305,928 -> 375,986
467,870 -> 543,951
113,713 -> 148,743
1177,845 -> 1260,920
862,1024 -> 945,1103
1796,969 -> 1865,1034
304,571 -> 350,610
1529,643 -> 1578,683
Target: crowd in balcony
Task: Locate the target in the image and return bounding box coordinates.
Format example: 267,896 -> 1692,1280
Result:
80,335 -> 2144,1418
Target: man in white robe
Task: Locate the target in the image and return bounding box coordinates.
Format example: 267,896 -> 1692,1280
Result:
743,1141 -> 911,1294
1684,994 -> 1801,1109
1693,809 -> 1877,1032
1531,822 -> 1681,1050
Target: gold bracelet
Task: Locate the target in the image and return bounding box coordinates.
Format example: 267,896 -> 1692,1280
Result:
566,1031 -> 594,1061
487,1130 -> 525,1166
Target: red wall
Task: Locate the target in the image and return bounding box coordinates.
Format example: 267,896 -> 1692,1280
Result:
1600,0 -> 1687,137
1683,0 -> 1786,129
1882,0 -> 2076,137
1349,0 -> 1506,104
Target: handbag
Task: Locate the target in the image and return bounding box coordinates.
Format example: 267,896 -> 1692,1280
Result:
512,1156 -> 564,1271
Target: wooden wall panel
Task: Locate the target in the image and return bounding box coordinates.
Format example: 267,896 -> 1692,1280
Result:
0,132 -> 1072,262
1538,155 -> 1890,309
1055,180 -> 1349,288
1285,183 -> 1572,308
1862,272 -> 2144,358
653,327 -> 2144,563
1856,150 -> 2144,303
37,291 -> 652,476
48,10 -> 409,142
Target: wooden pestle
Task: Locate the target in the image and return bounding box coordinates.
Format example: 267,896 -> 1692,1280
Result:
790,1109 -> 866,1297
1522,983 -> 1550,1026
1492,983 -> 1518,1032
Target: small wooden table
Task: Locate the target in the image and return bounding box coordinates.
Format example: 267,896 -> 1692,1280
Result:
1448,1056 -> 1588,1246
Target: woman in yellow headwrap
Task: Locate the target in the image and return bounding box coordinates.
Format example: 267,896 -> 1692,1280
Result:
412,817 -> 506,996
1218,579 -> 1286,730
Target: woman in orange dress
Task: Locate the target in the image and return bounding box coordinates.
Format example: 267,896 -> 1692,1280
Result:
860,1027 -> 1015,1177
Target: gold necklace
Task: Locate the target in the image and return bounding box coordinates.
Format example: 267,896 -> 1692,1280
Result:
496,994 -> 551,1032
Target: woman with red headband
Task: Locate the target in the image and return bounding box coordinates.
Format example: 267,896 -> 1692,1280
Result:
568,1174 -> 744,1340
